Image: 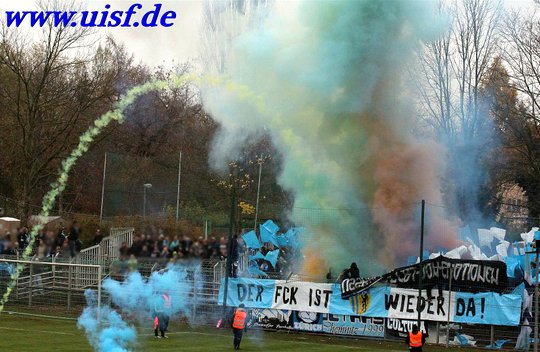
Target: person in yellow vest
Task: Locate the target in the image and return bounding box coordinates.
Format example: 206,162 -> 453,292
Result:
154,291 -> 172,338
405,324 -> 426,351
232,303 -> 248,350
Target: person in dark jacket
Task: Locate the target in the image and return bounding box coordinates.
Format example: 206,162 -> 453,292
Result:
92,228 -> 104,246
68,221 -> 81,257
349,262 -> 360,278
405,324 -> 426,351
338,262 -> 360,281
17,227 -> 29,250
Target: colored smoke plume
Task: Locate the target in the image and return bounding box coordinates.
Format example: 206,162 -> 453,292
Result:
79,263 -> 203,352
103,263 -> 202,324
78,290 -> 137,352
202,0 -> 458,275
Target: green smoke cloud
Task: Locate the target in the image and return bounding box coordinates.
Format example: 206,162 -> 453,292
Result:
202,0 -> 452,275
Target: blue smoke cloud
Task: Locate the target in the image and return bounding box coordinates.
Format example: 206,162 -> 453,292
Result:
103,263 -> 202,322
79,263 -> 203,352
201,0 -> 453,273
78,290 -> 137,352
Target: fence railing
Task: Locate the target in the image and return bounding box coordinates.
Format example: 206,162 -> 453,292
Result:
1,254 -> 532,350
1,258 -> 102,312
76,227 -> 134,267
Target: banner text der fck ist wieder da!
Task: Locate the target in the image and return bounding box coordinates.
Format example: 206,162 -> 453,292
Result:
219,278 -> 521,326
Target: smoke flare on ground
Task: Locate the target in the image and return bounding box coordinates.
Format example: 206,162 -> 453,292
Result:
202,0 -> 458,275
79,264 -> 202,352
78,290 -> 137,352
103,264 -> 202,324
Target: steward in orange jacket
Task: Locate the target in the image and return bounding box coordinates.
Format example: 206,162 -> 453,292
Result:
154,292 -> 172,339
232,304 -> 248,350
405,324 -> 426,352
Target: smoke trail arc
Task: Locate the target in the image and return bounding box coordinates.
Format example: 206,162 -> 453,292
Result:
0,76 -> 193,312
0,73 -> 271,313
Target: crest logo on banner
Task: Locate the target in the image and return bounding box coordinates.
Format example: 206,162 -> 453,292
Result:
349,293 -> 370,314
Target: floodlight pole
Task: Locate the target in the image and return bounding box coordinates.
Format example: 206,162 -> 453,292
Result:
143,183 -> 152,219
99,152 -> 107,225
417,199 -> 425,327
535,248 -> 539,352
222,167 -> 238,313
175,151 -> 182,224
253,156 -> 263,231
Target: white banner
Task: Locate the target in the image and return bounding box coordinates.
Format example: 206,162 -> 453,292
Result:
271,280 -> 333,313
384,288 -> 455,321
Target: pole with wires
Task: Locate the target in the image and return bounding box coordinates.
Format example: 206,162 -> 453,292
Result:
175,151 -> 182,224
222,166 -> 238,315
99,152 -> 107,224
535,230 -> 540,352
253,155 -> 263,231
417,199 -> 425,327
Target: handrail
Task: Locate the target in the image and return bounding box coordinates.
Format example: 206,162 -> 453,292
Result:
0,258 -> 100,268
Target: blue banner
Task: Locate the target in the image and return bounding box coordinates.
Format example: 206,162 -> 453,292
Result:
218,278 -> 522,326
453,291 -> 522,326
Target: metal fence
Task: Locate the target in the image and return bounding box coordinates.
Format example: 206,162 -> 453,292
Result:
0,255 -> 222,322
0,258 -> 102,314
0,253 -> 533,350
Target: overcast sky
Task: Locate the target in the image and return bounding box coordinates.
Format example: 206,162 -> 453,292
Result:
1,0 -> 537,68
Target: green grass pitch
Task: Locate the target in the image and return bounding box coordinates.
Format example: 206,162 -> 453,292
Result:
0,313 -> 481,351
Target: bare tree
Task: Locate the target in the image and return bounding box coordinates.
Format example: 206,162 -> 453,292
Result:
415,0 -> 501,221
452,0 -> 500,141
416,3 -> 454,141
0,0 -> 132,219
501,8 -> 540,132
498,5 -> 540,217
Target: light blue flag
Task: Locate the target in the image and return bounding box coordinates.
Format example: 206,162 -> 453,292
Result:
279,228 -> 301,248
486,339 -> 509,349
249,252 -> 265,261
512,283 -> 525,297
265,249 -> 280,268
406,256 -> 417,265
456,334 -> 472,346
422,250 -> 430,261
506,256 -> 522,278
247,262 -> 269,278
276,233 -> 288,247
260,220 -> 280,247
242,230 -> 262,249
509,242 -> 518,256
270,232 -> 280,247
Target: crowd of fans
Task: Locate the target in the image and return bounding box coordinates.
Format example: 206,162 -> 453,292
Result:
110,232 -> 236,277
120,233 -> 231,261
112,230 -> 298,279
0,221 -> 83,259
0,224 -> 298,280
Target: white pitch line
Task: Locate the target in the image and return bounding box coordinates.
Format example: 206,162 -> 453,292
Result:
0,325 -> 75,335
